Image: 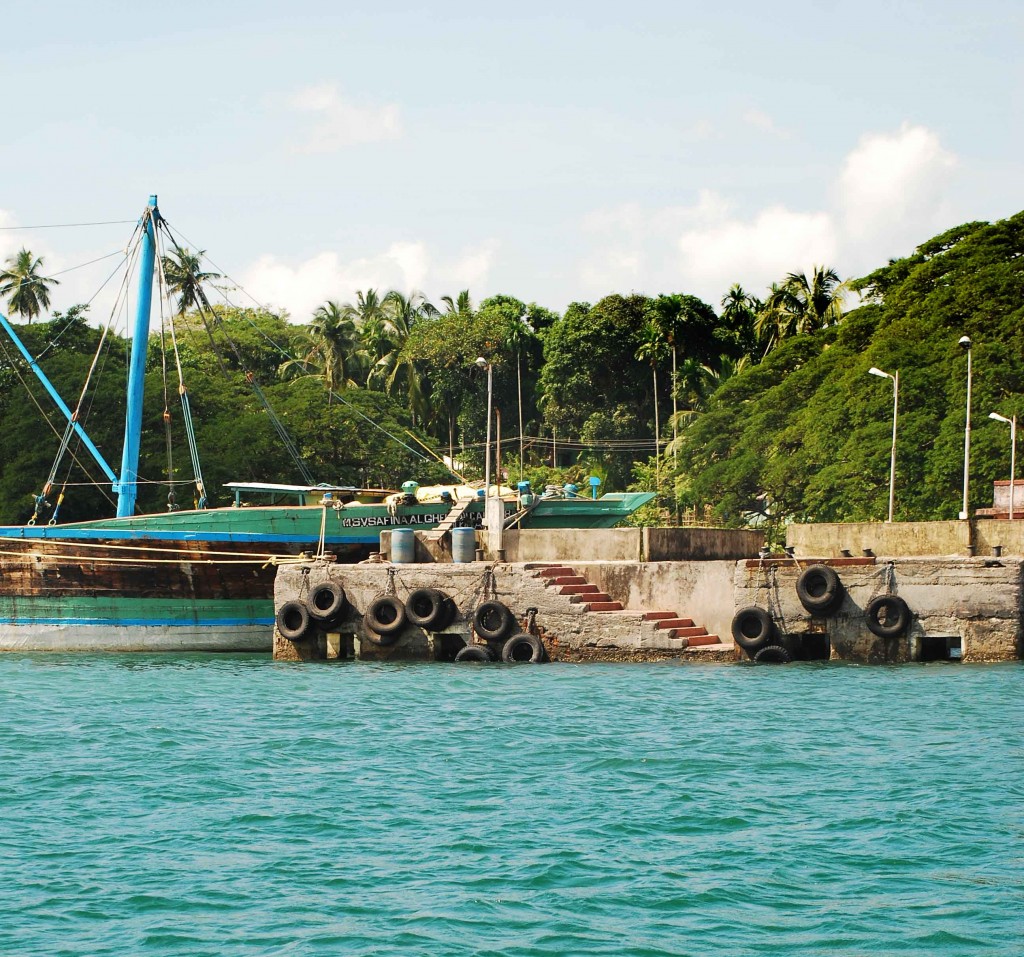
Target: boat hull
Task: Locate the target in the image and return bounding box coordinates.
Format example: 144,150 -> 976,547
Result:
0,493 -> 654,651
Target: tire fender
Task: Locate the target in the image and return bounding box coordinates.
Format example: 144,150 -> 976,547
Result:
308,581 -> 347,626
406,588 -> 454,630
865,595 -> 910,638
474,600 -> 515,641
731,606 -> 775,654
277,600 -> 311,642
364,595 -> 406,644
501,632 -> 546,663
753,643 -> 793,664
454,644 -> 495,663
796,564 -> 845,615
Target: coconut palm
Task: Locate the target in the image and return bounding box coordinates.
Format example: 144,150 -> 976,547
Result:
755,266 -> 847,355
283,300 -> 364,396
369,290 -> 437,423
0,248 -> 59,323
635,319 -> 670,488
440,290 -> 473,316
161,247 -> 222,316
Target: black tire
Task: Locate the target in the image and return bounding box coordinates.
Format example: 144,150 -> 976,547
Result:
454,644 -> 495,663
276,600 -> 311,642
753,643 -> 793,664
406,588 -> 454,630
731,606 -> 775,653
364,595 -> 406,643
501,632 -> 546,663
307,581 -> 347,626
796,564 -> 845,615
474,600 -> 515,641
865,595 -> 911,638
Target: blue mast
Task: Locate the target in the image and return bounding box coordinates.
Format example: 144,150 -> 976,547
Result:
113,195 -> 159,517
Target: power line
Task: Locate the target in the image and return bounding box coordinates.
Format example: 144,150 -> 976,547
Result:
0,220 -> 135,230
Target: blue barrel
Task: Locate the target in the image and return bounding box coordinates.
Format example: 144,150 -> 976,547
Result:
390,528 -> 415,563
452,527 -> 476,563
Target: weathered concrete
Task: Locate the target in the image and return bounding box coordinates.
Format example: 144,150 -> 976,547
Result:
584,560 -> 737,646
788,517 -> 1024,558
734,557 -> 1023,662
787,521 -> 971,558
273,561 -> 730,662
380,526 -> 763,564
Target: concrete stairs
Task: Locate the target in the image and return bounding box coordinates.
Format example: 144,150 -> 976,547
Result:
528,563 -> 729,652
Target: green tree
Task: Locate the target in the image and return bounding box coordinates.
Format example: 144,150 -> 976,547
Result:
284,300 -> 364,395
0,248 -> 59,323
161,247 -> 222,315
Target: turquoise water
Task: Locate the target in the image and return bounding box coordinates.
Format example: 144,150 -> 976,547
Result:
1,657 -> 1021,956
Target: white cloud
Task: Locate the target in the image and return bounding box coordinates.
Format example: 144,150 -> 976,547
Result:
288,83 -> 402,152
742,109 -> 783,135
239,239 -> 499,321
838,122 -> 957,248
678,205 -> 837,293
577,122 -> 958,305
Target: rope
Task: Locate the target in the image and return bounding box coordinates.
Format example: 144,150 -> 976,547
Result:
0,547 -> 308,566
0,219 -> 135,230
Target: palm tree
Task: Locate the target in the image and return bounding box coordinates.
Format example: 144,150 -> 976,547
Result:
284,300 -> 364,397
755,266 -> 847,355
0,248 -> 59,323
161,247 -> 222,316
635,319 -> 670,489
369,290 -> 437,423
440,290 -> 473,316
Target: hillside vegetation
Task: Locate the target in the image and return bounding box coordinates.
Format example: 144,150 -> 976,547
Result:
0,212 -> 1021,528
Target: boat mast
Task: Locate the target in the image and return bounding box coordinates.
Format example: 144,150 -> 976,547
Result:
114,195 -> 159,517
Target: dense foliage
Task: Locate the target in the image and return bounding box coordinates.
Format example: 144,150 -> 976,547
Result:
0,212 -> 1021,529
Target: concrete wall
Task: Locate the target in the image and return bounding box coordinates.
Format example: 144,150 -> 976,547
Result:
584,560 -> 737,644
272,561 -> 693,662
734,557 -> 1023,662
407,526 -> 765,563
787,521 -> 970,557
788,519 -> 1024,558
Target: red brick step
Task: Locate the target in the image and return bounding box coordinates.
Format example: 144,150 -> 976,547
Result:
654,617 -> 695,630
584,601 -> 624,611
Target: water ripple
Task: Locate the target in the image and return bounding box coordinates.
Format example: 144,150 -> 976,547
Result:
0,655 -> 1021,955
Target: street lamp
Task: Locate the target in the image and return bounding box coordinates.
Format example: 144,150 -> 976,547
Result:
989,411 -> 1017,520
959,336 -> 972,519
475,357 -> 493,504
868,366 -> 899,523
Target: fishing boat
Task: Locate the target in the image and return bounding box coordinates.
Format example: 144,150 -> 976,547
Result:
0,197 -> 653,651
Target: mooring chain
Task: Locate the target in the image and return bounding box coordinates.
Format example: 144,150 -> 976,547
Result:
525,606 -> 539,636
385,566 -> 398,597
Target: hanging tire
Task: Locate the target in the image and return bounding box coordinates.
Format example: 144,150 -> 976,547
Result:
796,564 -> 845,615
501,632 -> 546,663
753,643 -> 793,664
474,600 -> 515,641
731,606 -> 775,653
454,644 -> 495,663
307,581 -> 347,626
364,595 -> 406,644
276,600 -> 311,642
865,595 -> 911,638
406,588 -> 454,630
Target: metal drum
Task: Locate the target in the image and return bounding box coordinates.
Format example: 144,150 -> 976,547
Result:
390,528 -> 415,563
452,527 -> 476,563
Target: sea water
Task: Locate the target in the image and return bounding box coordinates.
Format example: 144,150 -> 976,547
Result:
0,656 -> 1021,956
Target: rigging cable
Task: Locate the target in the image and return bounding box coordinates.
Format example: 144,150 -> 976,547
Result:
161,222 -> 432,464
154,228 -> 207,509
29,233 -> 143,523
159,222 -> 317,485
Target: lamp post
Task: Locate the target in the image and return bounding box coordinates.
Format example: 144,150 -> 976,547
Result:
475,357 -> 493,504
868,366 -> 899,523
959,336 -> 972,519
989,412 -> 1017,520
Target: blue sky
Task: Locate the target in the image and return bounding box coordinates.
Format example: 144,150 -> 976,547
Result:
1,0 -> 1021,322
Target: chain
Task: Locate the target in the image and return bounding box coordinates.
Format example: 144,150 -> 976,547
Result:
385,566 -> 397,597
525,606 -> 539,635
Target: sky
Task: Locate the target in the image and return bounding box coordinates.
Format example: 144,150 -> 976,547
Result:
1,0 -> 1022,326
